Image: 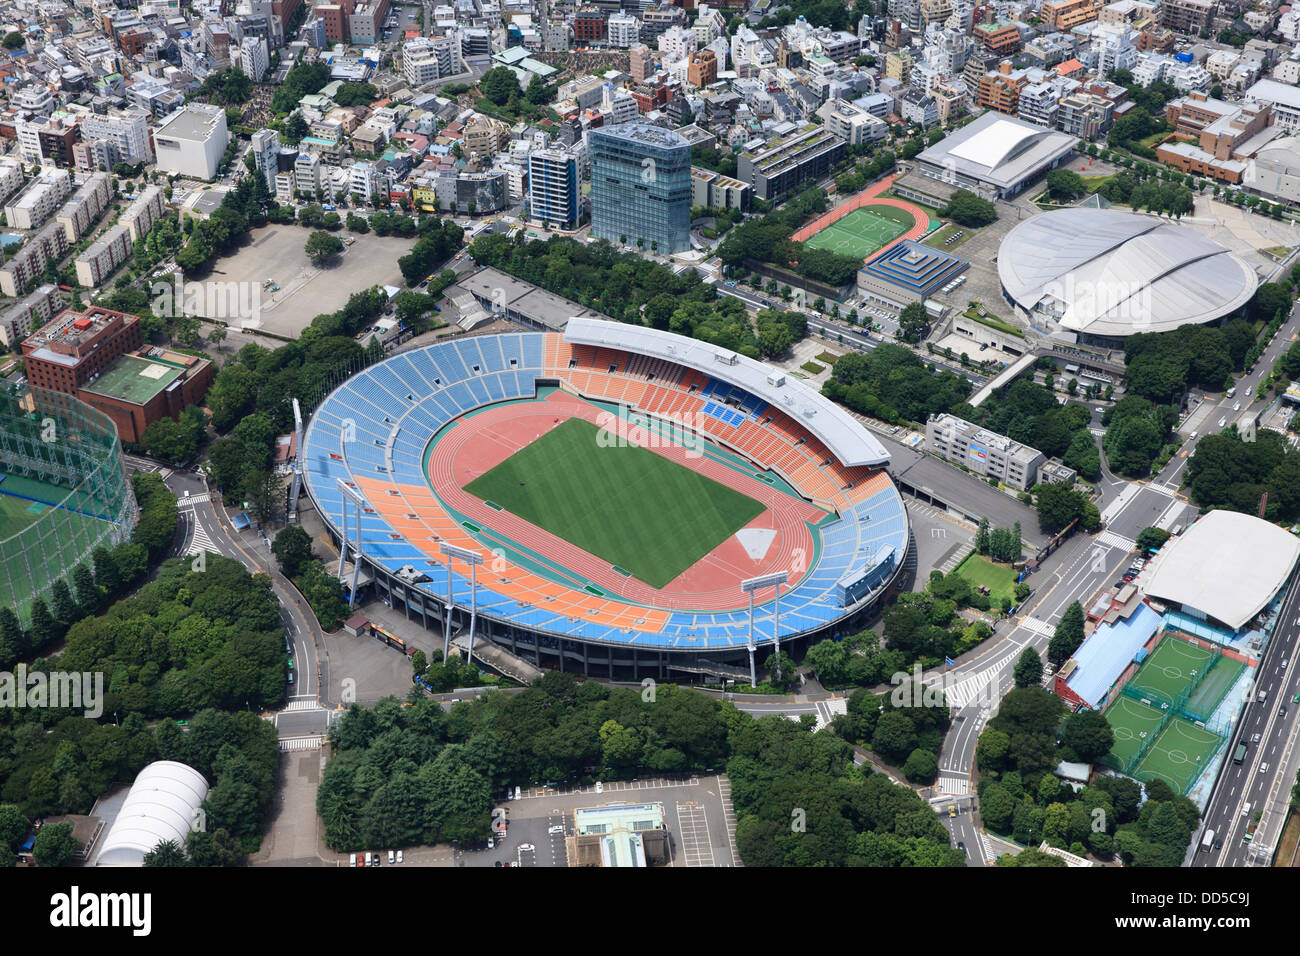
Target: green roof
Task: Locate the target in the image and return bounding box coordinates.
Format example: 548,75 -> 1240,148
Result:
81,353 -> 185,405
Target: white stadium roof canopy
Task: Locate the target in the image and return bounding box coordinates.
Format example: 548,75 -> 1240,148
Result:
997,209 -> 1258,338
563,317 -> 892,468
1142,510 -> 1300,632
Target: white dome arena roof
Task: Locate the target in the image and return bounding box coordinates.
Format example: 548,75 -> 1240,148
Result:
998,209 -> 1258,338
95,761 -> 209,866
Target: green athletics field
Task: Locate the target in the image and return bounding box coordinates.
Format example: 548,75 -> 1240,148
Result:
804,206 -> 916,259
463,417 -> 765,588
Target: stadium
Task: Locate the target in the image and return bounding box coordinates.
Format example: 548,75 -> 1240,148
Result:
997,208 -> 1258,348
301,318 -> 910,680
0,383 -> 138,621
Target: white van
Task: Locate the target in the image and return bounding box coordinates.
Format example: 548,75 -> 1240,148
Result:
349,853 -> 357,867
365,852 -> 373,866
1242,802 -> 1251,818
388,849 -> 395,864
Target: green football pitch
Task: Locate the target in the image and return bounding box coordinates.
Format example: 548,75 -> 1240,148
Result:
462,417 -> 765,588
803,206 -> 915,259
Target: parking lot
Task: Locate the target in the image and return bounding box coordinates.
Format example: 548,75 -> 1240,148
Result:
457,775 -> 739,867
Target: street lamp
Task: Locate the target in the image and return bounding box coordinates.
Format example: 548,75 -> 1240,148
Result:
741,571 -> 788,687
440,542 -> 484,666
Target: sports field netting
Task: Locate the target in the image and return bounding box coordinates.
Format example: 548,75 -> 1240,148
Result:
1185,656 -> 1245,722
463,417 -> 765,588
804,206 -> 915,260
1133,717 -> 1223,795
1126,636 -> 1214,704
1103,696 -> 1168,772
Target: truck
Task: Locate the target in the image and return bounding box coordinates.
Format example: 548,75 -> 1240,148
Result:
1234,742 -> 1248,764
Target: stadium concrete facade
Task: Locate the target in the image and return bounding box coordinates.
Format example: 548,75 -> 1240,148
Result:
997,208 -> 1258,347
302,322 -> 910,680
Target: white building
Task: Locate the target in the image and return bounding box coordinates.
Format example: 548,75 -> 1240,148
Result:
403,36 -> 458,86
238,35 -> 269,82
4,169 -> 72,231
95,762 -> 210,867
153,104 -> 229,180
0,158 -> 25,206
250,127 -> 280,191
81,107 -> 155,166
608,12 -> 639,48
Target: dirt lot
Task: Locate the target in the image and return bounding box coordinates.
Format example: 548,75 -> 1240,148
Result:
198,225 -> 416,336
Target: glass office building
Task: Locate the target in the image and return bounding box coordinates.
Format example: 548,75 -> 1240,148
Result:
589,123 -> 691,254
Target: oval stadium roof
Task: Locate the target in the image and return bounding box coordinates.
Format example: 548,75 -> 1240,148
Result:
1142,510 -> 1300,631
564,317 -> 891,467
997,209 -> 1258,338
95,761 -> 209,867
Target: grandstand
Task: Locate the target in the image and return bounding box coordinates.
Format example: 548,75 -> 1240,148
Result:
301,321 -> 910,679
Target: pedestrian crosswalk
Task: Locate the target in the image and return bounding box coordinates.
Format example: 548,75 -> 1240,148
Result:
179,492 -> 211,508
278,736 -> 323,752
1018,617 -> 1055,638
1097,530 -> 1136,552
282,699 -> 322,713
186,519 -> 214,556
936,773 -> 970,796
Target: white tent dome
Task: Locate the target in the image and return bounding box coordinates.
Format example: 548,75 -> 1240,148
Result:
95,760 -> 209,867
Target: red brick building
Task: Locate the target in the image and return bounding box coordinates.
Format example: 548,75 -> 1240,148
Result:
22,307 -> 214,444
573,8 -> 607,43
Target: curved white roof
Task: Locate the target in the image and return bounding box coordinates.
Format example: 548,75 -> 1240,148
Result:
998,209 -> 1258,338
1142,511 -> 1300,631
564,317 -> 891,467
948,118 -> 1051,170
95,761 -> 209,867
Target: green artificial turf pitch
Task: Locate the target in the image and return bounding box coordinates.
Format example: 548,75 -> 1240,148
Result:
803,206 -> 915,259
462,417 -> 765,588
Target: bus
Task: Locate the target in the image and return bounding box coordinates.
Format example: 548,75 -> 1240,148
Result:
1234,742 -> 1248,764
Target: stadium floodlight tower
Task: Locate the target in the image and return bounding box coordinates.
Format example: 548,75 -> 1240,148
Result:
439,542 -> 484,667
741,571 -> 788,687
335,478 -> 367,607
289,398 -> 305,520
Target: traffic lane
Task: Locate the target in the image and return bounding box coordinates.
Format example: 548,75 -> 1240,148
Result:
1196,584 -> 1300,865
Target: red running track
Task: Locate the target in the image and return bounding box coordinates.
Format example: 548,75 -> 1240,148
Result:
428,391 -> 824,611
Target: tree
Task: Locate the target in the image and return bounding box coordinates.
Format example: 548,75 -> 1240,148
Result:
273,525 -> 314,578
1045,169 -> 1085,202
1014,646 -> 1043,688
32,822 -> 80,867
143,839 -> 189,866
940,189 -> 997,227
283,112 -> 308,145
480,67 -> 520,106
305,230 -> 344,266
1061,708 -> 1115,763
902,748 -> 938,784
898,302 -> 929,343
1135,526 -> 1171,553
1047,601 -> 1086,666
3,32 -> 24,50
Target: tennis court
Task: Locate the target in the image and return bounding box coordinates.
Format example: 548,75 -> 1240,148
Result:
803,205 -> 916,260
1128,636 -> 1215,703
1134,717 -> 1222,794
1104,696 -> 1166,770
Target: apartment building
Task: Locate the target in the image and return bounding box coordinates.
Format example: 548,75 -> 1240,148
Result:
122,186 -> 167,241
0,284 -> 61,348
75,224 -> 133,287
0,224 -> 69,297
736,123 -> 846,202
926,414 -> 1044,490
55,173 -> 112,242
81,107 -> 154,165
1041,0 -> 1101,31
528,149 -> 580,228
4,169 -> 73,231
